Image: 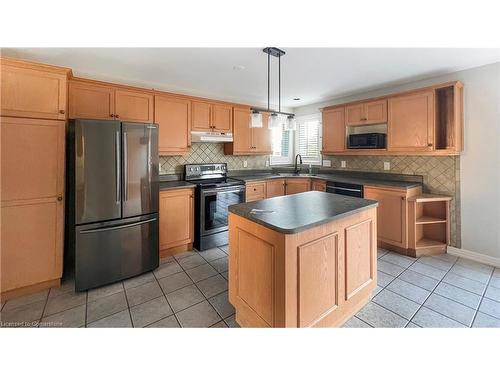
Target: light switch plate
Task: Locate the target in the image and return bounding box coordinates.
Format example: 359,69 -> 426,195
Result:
322,160 -> 332,167
341,160 -> 347,168
265,160 -> 270,167
384,161 -> 391,170
243,160 -> 248,168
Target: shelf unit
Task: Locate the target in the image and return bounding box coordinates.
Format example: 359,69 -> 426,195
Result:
408,194 -> 452,257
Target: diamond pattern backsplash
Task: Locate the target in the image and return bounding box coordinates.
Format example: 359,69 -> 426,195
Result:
159,143 -> 270,175
323,155 -> 461,248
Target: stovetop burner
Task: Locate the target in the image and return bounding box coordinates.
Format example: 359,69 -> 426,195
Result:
184,163 -> 244,189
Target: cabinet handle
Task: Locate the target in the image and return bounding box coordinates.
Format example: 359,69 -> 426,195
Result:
115,114 -> 120,118
59,110 -> 65,114
428,143 -> 433,147
57,195 -> 63,201
110,114 -> 114,118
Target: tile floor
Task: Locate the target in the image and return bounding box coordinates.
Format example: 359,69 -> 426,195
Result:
0,245 -> 238,328
1,246 -> 499,328
343,249 -> 500,328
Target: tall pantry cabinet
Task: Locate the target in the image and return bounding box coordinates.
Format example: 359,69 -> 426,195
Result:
1,58 -> 69,300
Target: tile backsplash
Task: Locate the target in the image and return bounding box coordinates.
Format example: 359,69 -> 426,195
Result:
159,143 -> 270,175
322,155 -> 461,247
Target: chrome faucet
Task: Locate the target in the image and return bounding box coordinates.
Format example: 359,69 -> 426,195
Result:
294,154 -> 303,175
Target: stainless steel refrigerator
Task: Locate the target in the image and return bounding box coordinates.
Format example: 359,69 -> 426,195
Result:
66,119 -> 159,291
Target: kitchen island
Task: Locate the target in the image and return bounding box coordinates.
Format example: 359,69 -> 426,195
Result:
228,191 -> 378,328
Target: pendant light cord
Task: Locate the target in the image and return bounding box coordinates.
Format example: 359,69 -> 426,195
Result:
278,55 -> 281,113
267,52 -> 270,112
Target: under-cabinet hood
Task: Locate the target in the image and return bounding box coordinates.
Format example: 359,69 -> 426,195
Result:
191,131 -> 233,143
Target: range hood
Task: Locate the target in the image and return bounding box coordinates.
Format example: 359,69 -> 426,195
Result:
191,131 -> 233,143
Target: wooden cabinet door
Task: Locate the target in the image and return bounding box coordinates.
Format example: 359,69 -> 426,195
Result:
364,186 -> 407,248
159,189 -> 193,250
252,112 -> 272,153
286,179 -> 311,195
191,101 -> 212,131
154,95 -> 191,155
246,181 -> 266,202
345,104 -> 365,125
1,64 -> 67,120
365,99 -> 387,124
232,107 -> 252,153
212,103 -> 232,132
115,89 -> 154,123
266,179 -> 285,198
311,180 -> 326,192
388,91 -> 434,151
322,107 -> 345,152
1,117 -> 65,292
69,81 -> 115,120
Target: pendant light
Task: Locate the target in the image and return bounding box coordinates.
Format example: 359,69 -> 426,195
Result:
249,110 -> 263,128
251,47 -> 296,129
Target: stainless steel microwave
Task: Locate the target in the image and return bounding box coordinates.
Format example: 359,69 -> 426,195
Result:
348,133 -> 386,149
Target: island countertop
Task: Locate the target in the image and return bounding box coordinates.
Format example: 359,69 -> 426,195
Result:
228,191 -> 378,234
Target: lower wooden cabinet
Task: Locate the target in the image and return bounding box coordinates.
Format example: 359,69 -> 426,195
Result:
159,188 -> 194,256
364,185 -> 422,251
311,179 -> 327,192
266,179 -> 285,198
285,178 -> 311,195
1,117 -> 65,300
246,181 -> 267,202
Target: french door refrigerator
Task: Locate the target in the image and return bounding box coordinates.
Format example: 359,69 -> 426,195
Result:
66,119 -> 159,291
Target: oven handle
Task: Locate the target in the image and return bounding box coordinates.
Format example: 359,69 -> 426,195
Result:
202,187 -> 245,194
327,186 -> 362,193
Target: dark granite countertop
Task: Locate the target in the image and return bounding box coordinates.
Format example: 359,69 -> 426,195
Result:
232,173 -> 421,189
159,181 -> 196,191
229,191 -> 378,234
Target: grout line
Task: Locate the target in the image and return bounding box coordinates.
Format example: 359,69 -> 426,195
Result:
36,289 -> 51,328
153,258 -> 182,328
470,266 -> 495,327
119,282 -> 134,328
84,290 -> 88,328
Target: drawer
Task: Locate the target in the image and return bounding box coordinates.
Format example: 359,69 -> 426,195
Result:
246,182 -> 266,202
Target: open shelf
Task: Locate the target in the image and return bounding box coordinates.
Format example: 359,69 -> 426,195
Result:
416,216 -> 447,225
416,238 -> 447,249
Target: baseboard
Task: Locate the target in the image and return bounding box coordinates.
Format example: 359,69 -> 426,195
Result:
447,246 -> 500,268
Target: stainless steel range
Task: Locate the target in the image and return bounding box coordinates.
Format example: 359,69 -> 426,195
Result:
184,163 -> 245,250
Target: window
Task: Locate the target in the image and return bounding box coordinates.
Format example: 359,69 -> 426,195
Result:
296,115 -> 322,165
270,127 -> 293,165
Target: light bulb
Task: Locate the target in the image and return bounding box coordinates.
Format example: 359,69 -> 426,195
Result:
249,111 -> 263,128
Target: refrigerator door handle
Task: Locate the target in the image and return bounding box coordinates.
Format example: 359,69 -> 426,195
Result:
79,218 -> 157,234
115,130 -> 121,204
123,131 -> 128,201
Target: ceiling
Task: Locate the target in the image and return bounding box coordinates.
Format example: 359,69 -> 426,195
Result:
2,48 -> 499,109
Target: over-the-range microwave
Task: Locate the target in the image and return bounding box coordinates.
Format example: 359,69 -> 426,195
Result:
348,133 -> 386,149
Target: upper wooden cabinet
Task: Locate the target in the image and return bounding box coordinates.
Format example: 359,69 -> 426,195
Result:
322,107 -> 345,152
191,101 -> 233,133
69,80 -> 153,123
388,90 -> 434,152
345,99 -> 387,126
1,59 -> 69,120
322,81 -> 463,156
69,81 -> 115,120
225,108 -> 272,155
154,95 -> 191,155
114,89 -> 154,123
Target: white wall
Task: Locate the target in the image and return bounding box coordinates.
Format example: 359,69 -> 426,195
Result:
294,63 -> 500,261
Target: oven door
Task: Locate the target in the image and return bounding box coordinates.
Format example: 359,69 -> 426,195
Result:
200,186 -> 245,235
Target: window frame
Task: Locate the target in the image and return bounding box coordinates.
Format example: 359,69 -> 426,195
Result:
269,127 -> 294,165
295,113 -> 322,165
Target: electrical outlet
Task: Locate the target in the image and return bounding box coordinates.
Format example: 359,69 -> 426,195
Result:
341,160 -> 347,168
322,160 -> 331,167
384,161 -> 391,170
243,160 -> 248,168
265,159 -> 270,167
